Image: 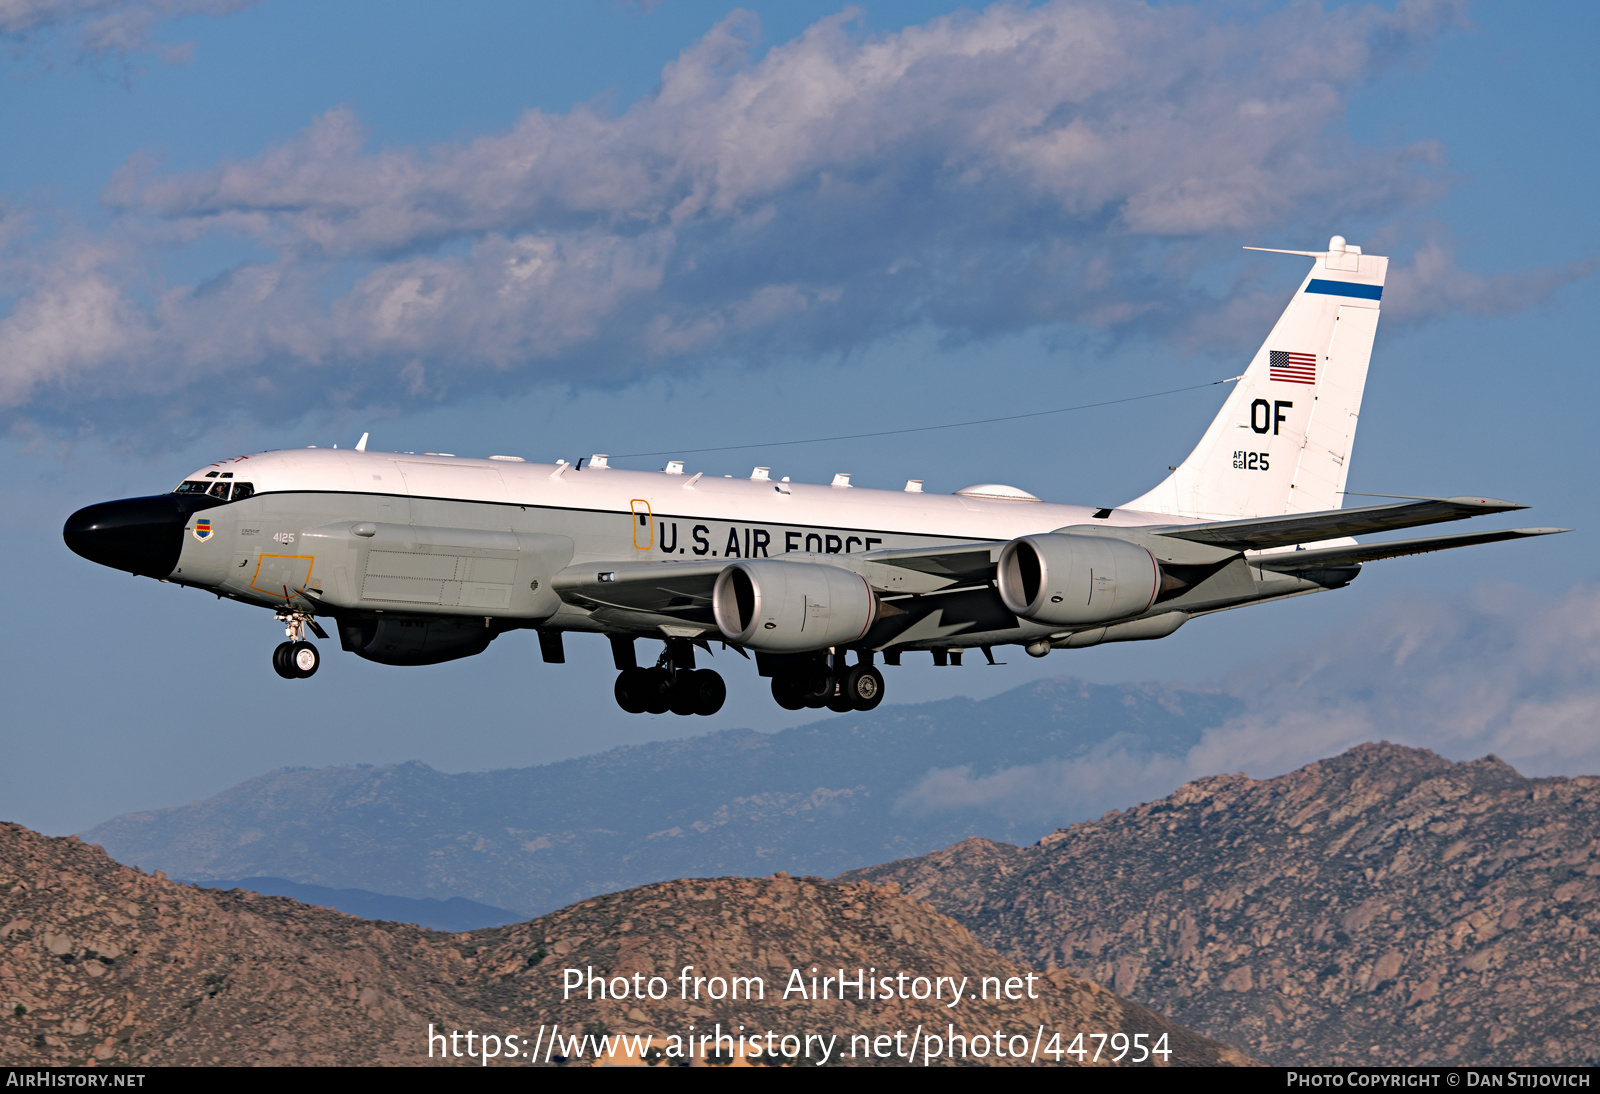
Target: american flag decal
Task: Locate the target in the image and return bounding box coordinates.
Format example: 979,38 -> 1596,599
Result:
1270,350 -> 1317,385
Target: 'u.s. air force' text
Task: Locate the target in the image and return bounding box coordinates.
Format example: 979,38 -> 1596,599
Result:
653,523 -> 884,558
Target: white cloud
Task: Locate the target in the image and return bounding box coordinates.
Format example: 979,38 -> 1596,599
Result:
1380,233 -> 1598,323
10,0 -> 1584,438
897,743 -> 1192,828
0,0 -> 256,62
1207,580 -> 1600,779
897,581 -> 1600,827
108,3 -> 1460,251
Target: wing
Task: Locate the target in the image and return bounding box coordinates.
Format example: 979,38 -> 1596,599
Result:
552,560 -> 726,624
552,542 -> 1004,633
1253,527 -> 1568,571
858,542 -> 1001,589
1150,496 -> 1528,551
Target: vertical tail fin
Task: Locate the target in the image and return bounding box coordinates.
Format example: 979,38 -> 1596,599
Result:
1123,236 -> 1388,520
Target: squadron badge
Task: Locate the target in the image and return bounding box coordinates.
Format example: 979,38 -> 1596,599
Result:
193,518 -> 214,542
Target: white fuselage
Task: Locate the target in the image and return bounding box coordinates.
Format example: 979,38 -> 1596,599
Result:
188,447 -> 1181,567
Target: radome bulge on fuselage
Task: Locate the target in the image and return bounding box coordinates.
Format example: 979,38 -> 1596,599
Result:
63,238 -> 1565,718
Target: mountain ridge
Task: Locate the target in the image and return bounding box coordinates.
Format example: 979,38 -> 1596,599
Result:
85,677 -> 1238,915
841,741 -> 1600,1066
0,821 -> 1250,1067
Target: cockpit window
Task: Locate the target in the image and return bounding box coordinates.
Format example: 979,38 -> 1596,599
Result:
174,480 -> 255,500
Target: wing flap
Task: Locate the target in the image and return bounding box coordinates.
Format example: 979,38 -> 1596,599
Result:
1254,527 -> 1568,571
1153,496 -> 1528,551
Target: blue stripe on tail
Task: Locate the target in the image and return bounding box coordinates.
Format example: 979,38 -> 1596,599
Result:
1305,279 -> 1382,300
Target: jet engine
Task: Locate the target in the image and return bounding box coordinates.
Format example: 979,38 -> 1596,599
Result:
996,533 -> 1160,626
713,559 -> 877,653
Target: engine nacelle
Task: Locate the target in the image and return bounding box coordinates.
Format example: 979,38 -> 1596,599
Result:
997,533 -> 1160,626
713,559 -> 877,653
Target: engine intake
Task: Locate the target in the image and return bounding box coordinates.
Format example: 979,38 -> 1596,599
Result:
713,560 -> 877,653
997,533 -> 1160,626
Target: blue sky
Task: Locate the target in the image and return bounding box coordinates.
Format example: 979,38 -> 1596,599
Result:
1,0 -> 1595,835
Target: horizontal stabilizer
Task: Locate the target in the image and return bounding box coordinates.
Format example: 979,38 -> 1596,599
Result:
1254,527 -> 1569,571
1153,496 -> 1527,552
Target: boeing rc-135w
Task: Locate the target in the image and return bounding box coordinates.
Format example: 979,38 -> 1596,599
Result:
65,238 -> 1564,716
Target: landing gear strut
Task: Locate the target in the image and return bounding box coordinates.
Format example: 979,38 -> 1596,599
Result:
613,638 -> 725,717
771,651 -> 883,713
271,609 -> 322,679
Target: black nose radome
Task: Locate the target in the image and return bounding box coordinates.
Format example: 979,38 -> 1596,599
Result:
63,495 -> 219,579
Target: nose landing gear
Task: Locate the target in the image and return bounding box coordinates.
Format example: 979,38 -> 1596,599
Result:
272,640 -> 320,679
271,610 -> 323,679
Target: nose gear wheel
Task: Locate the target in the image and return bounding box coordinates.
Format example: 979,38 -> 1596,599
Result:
273,640 -> 319,679
270,611 -> 322,679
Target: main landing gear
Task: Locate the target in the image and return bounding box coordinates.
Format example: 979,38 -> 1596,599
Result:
613,637 -> 726,717
770,652 -> 884,713
271,609 -> 322,680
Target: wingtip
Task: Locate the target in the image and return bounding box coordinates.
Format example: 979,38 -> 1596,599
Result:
1445,496 -> 1528,511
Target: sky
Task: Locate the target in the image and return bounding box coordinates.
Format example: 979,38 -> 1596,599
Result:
1,0 -> 1595,836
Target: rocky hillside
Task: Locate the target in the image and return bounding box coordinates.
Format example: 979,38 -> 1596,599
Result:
193,876 -> 519,932
0,822 -> 1247,1067
83,678 -> 1235,917
843,743 -> 1600,1067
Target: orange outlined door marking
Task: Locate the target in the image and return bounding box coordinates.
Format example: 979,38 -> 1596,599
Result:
250,555 -> 315,599
630,499 -> 653,551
